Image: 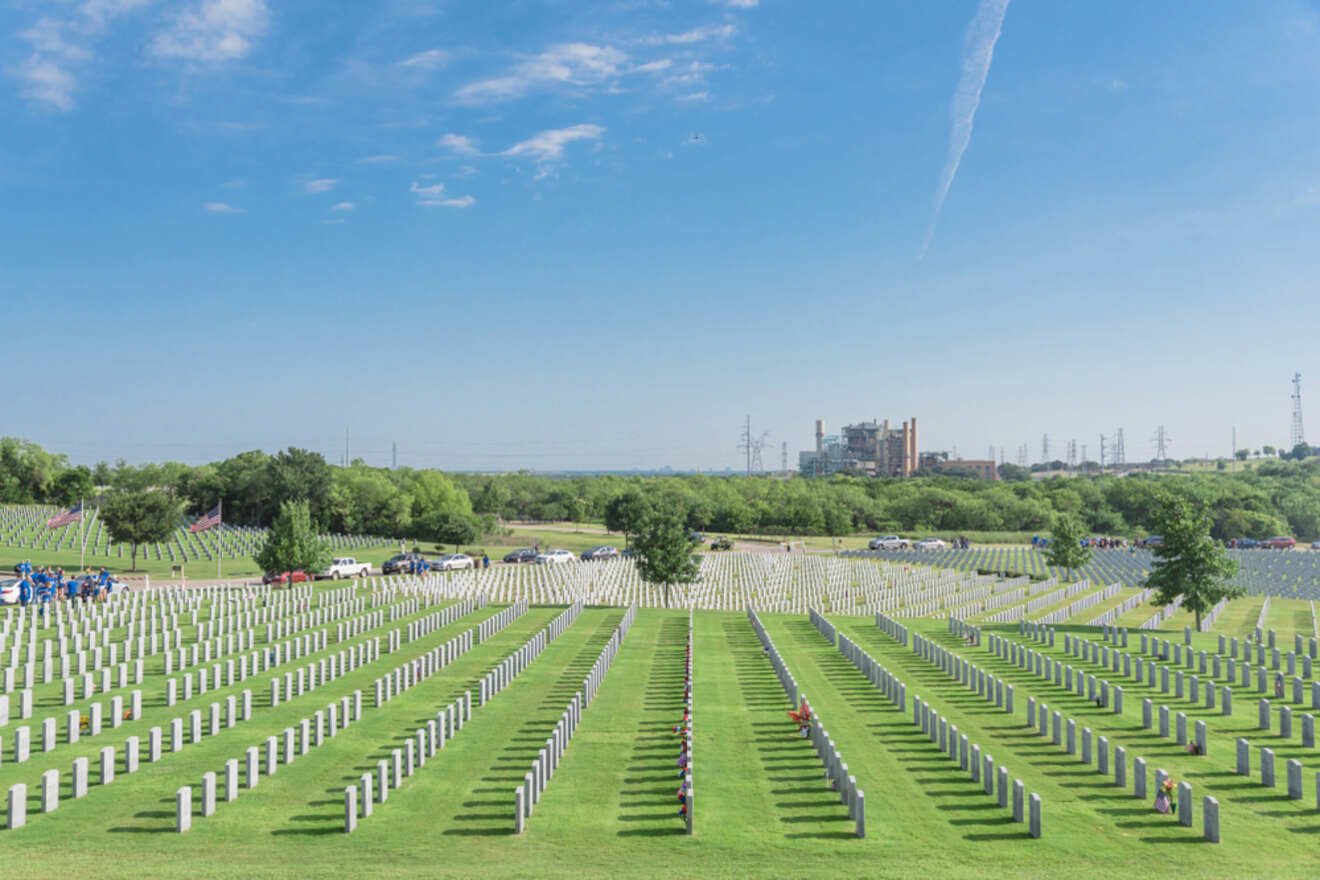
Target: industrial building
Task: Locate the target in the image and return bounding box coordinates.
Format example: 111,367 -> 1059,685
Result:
799,418 -> 917,478
918,454 -> 999,480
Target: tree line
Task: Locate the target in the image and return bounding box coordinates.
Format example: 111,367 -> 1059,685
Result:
6,436 -> 1320,542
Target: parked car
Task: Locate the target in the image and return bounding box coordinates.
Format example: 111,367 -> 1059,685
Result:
1228,538 -> 1260,549
0,578 -> 21,605
1311,541 -> 1320,550
433,553 -> 474,571
319,557 -> 371,580
690,531 -> 704,544
262,570 -> 309,586
710,537 -> 734,551
868,535 -> 909,550
914,538 -> 947,551
535,549 -> 575,565
382,553 -> 424,575
581,545 -> 619,561
504,548 -> 538,564
1139,535 -> 1164,549
1262,536 -> 1297,549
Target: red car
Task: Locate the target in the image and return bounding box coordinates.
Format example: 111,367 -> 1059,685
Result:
262,570 -> 309,586
1261,536 -> 1296,549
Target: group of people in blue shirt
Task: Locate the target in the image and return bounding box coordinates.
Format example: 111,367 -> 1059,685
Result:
10,561 -> 114,606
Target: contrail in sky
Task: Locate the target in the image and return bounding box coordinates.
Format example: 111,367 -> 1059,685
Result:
919,0 -> 1011,259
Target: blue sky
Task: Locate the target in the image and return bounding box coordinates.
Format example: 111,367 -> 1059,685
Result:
4,0 -> 1320,471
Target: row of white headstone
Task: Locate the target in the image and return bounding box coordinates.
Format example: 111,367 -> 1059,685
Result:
515,606 -> 637,832
926,618 -> 1220,841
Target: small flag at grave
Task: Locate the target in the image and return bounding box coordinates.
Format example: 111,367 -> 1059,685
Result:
190,503 -> 222,534
46,502 -> 82,530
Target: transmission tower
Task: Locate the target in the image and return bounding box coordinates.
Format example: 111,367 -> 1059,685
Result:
781,441 -> 788,473
1099,434 -> 1107,469
1066,440 -> 1077,468
738,416 -> 752,476
1041,434 -> 1050,463
1017,444 -> 1028,467
1081,444 -> 1088,474
1292,372 -> 1306,449
988,446 -> 995,463
1153,425 -> 1171,461
750,431 -> 770,473
1115,428 -> 1126,465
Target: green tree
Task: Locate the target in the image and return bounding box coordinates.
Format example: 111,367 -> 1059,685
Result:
1146,492 -> 1242,632
604,490 -> 653,548
100,488 -> 184,571
254,499 -> 331,582
1263,445 -> 1277,457
996,462 -> 1031,482
1043,516 -> 1092,581
632,509 -> 700,608
1234,449 -> 1249,461
433,510 -> 480,551
51,466 -> 95,506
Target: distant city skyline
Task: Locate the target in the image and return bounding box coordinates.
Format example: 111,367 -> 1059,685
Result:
4,2 -> 1318,473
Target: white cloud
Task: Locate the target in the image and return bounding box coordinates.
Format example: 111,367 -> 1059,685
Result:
11,0 -> 154,110
677,91 -> 709,101
725,0 -> 758,7
409,180 -> 473,207
418,195 -> 475,208
15,56 -> 78,111
330,201 -> 354,212
80,0 -> 154,25
437,133 -> 481,155
633,59 -> 673,73
642,24 -> 736,45
204,201 -> 242,213
303,177 -> 339,194
455,165 -> 478,178
357,154 -> 399,165
21,19 -> 92,61
399,48 -> 449,69
502,124 -> 605,163
454,43 -> 628,104
151,0 -> 270,63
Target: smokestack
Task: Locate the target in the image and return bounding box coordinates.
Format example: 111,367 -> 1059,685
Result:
815,420 -> 824,454
908,417 -> 918,477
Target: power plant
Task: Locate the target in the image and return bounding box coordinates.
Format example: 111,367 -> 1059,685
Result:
799,417 -> 918,477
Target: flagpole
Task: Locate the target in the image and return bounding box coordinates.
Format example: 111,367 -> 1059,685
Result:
79,497 -> 85,572
217,499 -> 223,580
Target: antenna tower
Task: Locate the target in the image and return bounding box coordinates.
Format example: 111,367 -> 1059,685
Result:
1292,372 -> 1306,449
1115,428 -> 1126,465
781,442 -> 788,473
1017,444 -> 1028,467
1066,440 -> 1077,468
1041,434 -> 1050,463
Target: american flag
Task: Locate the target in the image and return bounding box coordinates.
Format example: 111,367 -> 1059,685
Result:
190,503 -> 222,534
46,502 -> 83,530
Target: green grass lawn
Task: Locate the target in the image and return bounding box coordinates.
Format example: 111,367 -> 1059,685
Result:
6,587 -> 1320,879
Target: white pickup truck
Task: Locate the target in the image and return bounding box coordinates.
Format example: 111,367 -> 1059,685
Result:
320,557 -> 371,580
